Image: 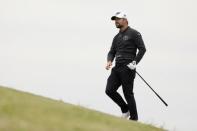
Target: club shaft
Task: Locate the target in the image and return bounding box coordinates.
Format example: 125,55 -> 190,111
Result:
135,71 -> 168,107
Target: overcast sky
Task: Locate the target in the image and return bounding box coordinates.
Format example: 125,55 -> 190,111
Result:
0,0 -> 197,130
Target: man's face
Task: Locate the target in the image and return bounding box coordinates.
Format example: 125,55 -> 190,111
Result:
115,17 -> 126,28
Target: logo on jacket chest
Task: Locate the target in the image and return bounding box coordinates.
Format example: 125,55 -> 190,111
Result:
123,35 -> 129,41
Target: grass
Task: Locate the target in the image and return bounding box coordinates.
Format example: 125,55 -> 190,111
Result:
0,86 -> 165,131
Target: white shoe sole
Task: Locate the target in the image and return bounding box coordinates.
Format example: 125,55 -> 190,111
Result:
121,111 -> 130,119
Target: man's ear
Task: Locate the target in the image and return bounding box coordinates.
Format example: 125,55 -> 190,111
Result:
124,19 -> 128,24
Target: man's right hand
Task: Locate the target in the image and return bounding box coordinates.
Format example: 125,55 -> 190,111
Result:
105,61 -> 112,70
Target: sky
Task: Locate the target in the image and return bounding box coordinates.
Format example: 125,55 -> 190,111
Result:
0,0 -> 197,130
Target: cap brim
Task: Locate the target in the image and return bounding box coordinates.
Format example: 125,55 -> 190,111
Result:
111,16 -> 125,20
111,16 -> 116,20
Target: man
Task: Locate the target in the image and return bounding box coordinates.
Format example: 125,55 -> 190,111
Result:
105,12 -> 146,121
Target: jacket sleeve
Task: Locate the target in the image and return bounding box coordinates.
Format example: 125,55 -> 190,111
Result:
134,32 -> 146,64
107,38 -> 116,62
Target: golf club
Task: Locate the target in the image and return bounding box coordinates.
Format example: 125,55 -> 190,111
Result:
135,71 -> 168,107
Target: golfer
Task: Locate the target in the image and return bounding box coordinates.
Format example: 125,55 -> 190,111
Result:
105,12 -> 146,121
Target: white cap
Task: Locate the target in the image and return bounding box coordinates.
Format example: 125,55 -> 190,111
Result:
111,12 -> 127,20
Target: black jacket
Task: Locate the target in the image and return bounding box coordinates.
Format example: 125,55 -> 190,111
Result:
107,26 -> 146,65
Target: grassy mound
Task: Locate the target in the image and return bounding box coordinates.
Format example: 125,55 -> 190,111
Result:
0,86 -> 164,131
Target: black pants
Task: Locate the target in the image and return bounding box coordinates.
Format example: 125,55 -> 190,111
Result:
105,64 -> 138,120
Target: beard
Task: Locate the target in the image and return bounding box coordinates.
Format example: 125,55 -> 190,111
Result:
115,23 -> 122,28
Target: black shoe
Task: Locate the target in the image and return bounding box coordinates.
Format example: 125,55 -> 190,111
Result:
129,115 -> 138,121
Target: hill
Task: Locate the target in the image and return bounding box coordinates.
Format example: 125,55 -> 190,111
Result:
0,86 -> 165,131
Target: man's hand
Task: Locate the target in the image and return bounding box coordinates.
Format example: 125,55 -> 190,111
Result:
127,61 -> 136,70
105,61 -> 112,70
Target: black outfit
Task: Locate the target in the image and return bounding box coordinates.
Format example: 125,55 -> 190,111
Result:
105,26 -> 146,120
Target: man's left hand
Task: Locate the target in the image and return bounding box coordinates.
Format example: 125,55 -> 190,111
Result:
127,61 -> 136,70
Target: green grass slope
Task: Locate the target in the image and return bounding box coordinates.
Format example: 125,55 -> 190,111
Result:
0,86 -> 165,131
